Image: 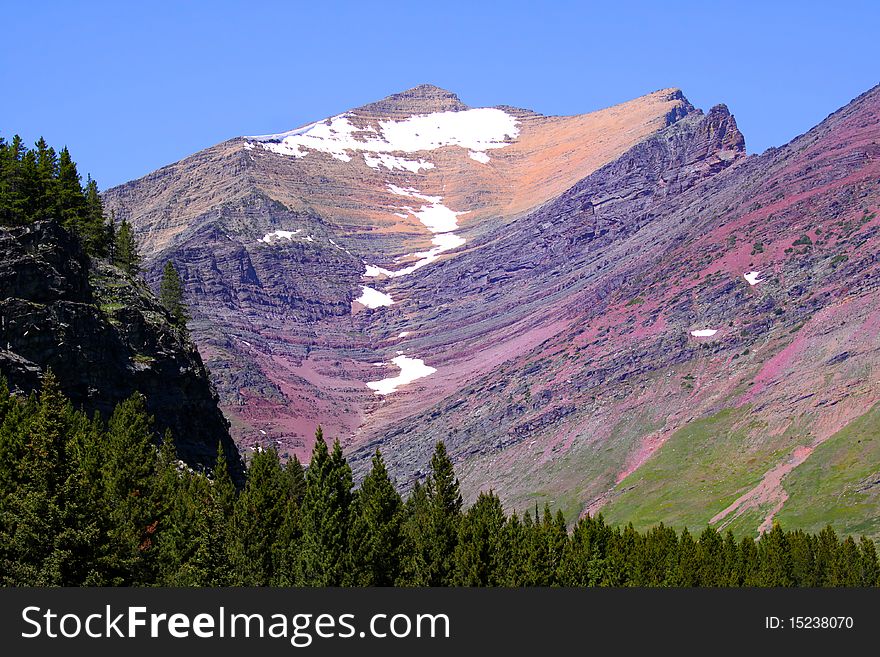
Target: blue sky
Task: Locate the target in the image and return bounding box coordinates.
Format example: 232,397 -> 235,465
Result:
2,1 -> 878,189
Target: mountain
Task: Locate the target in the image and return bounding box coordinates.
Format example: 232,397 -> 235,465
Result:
0,219 -> 244,482
103,83 -> 880,537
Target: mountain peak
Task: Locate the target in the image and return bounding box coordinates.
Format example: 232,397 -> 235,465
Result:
353,84 -> 469,119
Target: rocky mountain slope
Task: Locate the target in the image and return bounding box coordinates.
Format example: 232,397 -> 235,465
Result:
0,220 -> 244,481
103,83 -> 880,537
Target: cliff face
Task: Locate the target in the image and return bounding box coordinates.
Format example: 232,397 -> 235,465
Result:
102,85 -> 704,456
0,220 -> 244,481
102,82 -> 880,537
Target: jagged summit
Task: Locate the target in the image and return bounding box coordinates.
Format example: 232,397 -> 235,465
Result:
352,83 -> 469,119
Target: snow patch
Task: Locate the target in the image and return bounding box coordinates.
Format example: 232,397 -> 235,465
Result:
259,229 -> 301,244
386,184 -> 467,233
690,329 -> 718,338
328,238 -> 352,255
363,232 -> 466,278
468,150 -> 491,164
397,331 -> 411,338
364,153 -> 434,173
355,286 -> 394,308
744,271 -> 764,286
366,356 -> 437,395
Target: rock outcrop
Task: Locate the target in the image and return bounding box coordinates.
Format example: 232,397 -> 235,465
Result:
0,220 -> 244,481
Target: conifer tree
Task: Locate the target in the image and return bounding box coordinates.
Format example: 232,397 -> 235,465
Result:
349,449 -> 403,585
33,137 -> 58,221
228,446 -> 291,585
212,442 -> 237,517
722,530 -> 742,586
114,217 -> 141,275
3,136 -> 29,223
697,526 -> 725,586
159,260 -> 190,329
82,175 -> 110,256
56,147 -> 87,232
420,441 -> 463,585
102,393 -> 160,584
815,525 -> 840,586
835,536 -> 862,587
398,480 -> 430,586
501,512 -> 529,586
789,530 -> 817,587
674,527 -> 700,586
758,523 -> 794,587
298,430 -> 353,585
858,537 -> 880,586
284,454 -> 307,506
453,490 -> 507,586
1,373 -> 71,584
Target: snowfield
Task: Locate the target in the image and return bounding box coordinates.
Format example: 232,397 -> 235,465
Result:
744,271 -> 764,286
355,286 -> 394,308
363,232 -> 466,278
367,356 -> 437,395
690,329 -> 718,337
259,229 -> 301,243
386,184 -> 467,233
245,107 -> 519,165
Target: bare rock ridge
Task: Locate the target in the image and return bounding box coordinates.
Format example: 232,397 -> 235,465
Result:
0,220 -> 245,482
352,83 -> 469,118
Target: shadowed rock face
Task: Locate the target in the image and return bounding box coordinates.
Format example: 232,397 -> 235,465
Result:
104,82 -> 880,535
0,221 -> 244,482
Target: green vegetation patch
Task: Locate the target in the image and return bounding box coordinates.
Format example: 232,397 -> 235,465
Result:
602,406 -> 813,535
777,402 -> 880,539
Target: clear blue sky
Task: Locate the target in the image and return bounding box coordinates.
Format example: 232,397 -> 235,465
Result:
2,1 -> 878,189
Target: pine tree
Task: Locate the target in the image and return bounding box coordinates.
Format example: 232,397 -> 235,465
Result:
159,260 -> 190,329
0,372 -> 72,584
298,430 -> 353,585
858,537 -> 880,586
789,530 -> 817,587
398,480 -> 430,586
33,137 -> 58,222
284,455 -> 307,506
673,528 -> 700,586
212,442 -> 237,517
420,441 -> 463,585
453,490 -> 507,586
697,526 -> 725,586
815,525 -> 840,586
113,217 -> 141,275
82,176 -> 110,256
227,446 -> 291,585
349,449 -> 403,585
835,536 -> 862,587
56,147 -> 87,232
102,393 -> 160,584
722,530 -> 743,586
758,523 -> 794,587
2,136 -> 30,224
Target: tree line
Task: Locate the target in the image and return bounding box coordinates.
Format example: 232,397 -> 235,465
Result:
1,373 -> 877,587
1,134 -> 186,326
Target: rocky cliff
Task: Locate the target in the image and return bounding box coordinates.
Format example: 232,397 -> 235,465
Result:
0,220 -> 244,481
102,82 -> 880,537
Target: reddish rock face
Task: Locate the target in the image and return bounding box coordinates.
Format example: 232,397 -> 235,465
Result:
104,83 -> 880,533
